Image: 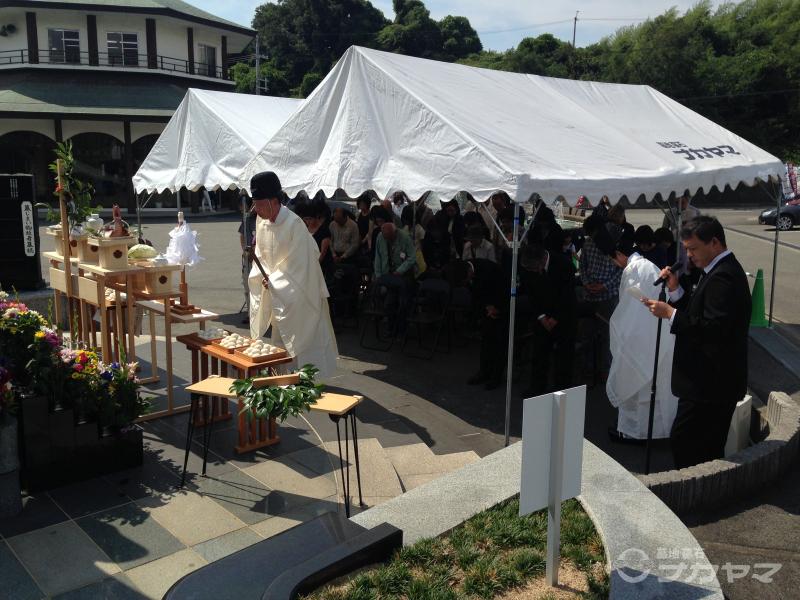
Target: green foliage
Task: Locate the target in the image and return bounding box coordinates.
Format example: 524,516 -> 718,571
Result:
303,496 -> 607,599
300,72 -> 324,98
45,141 -> 99,230
230,364 -> 323,422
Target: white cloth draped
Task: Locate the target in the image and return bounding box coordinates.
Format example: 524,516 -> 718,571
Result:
607,253 -> 679,439
248,207 -> 339,378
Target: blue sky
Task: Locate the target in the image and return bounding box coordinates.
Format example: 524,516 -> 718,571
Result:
195,1 -> 728,51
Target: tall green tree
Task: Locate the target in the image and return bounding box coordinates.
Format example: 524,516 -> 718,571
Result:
249,0 -> 388,96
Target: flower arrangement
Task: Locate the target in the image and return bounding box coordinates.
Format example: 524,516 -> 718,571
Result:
0,288 -> 148,430
230,364 -> 323,423
0,290 -> 55,388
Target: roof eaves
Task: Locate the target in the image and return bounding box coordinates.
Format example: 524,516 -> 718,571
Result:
0,1 -> 255,36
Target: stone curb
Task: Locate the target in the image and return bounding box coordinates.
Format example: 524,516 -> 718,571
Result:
351,439 -> 723,600
639,392 -> 800,515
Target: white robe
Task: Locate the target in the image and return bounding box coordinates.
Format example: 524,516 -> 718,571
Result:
607,253 -> 679,439
248,207 -> 339,378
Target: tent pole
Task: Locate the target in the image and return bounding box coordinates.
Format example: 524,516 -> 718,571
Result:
503,202 -> 521,447
768,181 -> 780,327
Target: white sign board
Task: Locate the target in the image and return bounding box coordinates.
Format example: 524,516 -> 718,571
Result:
20,200 -> 35,257
519,385 -> 586,516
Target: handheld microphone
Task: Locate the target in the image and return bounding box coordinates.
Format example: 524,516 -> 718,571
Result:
653,261 -> 682,286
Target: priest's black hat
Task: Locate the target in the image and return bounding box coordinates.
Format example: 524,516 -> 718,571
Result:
250,171 -> 282,200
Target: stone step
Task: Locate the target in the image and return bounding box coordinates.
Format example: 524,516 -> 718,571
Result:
384,443 -> 480,492
284,438 -> 404,508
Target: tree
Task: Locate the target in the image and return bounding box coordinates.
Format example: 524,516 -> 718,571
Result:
252,0 -> 388,96
439,15 -> 482,60
377,0 -> 442,58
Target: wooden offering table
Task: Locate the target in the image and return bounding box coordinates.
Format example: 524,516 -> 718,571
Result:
176,335 -> 294,454
135,300 -> 218,386
78,261 -> 144,364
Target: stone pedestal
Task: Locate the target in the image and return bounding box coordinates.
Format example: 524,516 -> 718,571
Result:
0,416 -> 22,517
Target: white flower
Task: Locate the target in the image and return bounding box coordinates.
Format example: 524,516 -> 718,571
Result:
0,290 -> 7,300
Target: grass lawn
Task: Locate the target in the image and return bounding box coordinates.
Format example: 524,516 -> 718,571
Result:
303,496 -> 609,600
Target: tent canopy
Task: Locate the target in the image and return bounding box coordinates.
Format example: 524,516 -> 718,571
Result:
133,89 -> 302,194
238,46 -> 783,204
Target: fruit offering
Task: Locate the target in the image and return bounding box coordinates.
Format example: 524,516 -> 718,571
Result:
197,328 -> 228,341
218,333 -> 250,349
241,340 -> 282,358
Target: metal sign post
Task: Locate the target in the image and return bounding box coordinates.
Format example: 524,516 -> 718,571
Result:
545,391 -> 567,586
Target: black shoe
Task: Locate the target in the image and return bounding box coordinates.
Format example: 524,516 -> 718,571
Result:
484,379 -> 502,390
607,426 -> 645,445
467,373 -> 486,385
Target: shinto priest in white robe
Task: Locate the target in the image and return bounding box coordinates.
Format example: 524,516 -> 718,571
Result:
606,253 -> 678,439
248,206 -> 339,378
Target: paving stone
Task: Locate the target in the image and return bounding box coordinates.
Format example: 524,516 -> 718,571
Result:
0,540 -> 42,600
142,421 -> 236,481
102,461 -> 184,501
0,492 -> 68,538
241,458 -> 337,507
194,470 -> 275,525
53,573 -> 146,600
191,527 -> 262,563
47,477 -> 131,519
249,497 -> 339,540
7,521 -> 119,597
137,490 -> 246,546
124,548 -> 207,600
76,502 -> 185,570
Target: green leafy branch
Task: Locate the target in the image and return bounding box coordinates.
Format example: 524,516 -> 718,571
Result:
38,141 -> 101,230
230,364 -> 323,423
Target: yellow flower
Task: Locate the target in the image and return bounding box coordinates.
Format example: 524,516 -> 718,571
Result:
35,331 -> 45,339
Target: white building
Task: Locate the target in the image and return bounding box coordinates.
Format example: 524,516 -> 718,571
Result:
0,0 -> 254,211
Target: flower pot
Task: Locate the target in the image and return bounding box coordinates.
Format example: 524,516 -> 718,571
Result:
0,416 -> 22,517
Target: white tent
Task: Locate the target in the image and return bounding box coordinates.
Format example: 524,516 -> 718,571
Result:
133,89 -> 302,194
236,46 -> 785,446
238,46 -> 783,203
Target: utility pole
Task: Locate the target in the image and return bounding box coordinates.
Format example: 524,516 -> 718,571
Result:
254,34 -> 261,95
572,11 -> 579,47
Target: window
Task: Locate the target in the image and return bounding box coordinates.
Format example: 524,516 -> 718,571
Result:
48,29 -> 80,64
198,44 -> 216,77
107,32 -> 139,66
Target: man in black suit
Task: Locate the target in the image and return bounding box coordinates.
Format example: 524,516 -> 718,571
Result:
519,242 -> 578,397
644,216 -> 751,468
465,258 -> 510,390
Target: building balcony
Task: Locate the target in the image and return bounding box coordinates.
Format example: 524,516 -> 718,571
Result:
0,48 -> 232,82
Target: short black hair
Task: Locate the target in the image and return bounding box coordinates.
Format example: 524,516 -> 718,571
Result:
681,216 -> 726,247
634,224 -> 655,246
654,227 -> 674,245
370,205 -> 391,224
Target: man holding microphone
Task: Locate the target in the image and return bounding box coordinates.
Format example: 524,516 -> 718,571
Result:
643,216 -> 751,469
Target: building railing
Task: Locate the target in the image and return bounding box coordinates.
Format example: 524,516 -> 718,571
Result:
0,48 -> 227,79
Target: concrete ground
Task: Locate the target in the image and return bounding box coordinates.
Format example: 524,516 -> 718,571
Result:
29,208 -> 800,599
